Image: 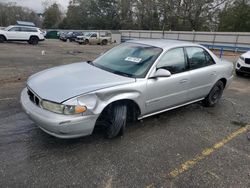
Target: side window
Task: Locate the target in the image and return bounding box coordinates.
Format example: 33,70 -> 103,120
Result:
186,47 -> 214,69
157,48 -> 186,74
8,27 -> 20,32
91,33 -> 97,38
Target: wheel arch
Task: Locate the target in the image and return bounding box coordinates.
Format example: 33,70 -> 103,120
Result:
97,98 -> 141,123
0,34 -> 7,40
29,35 -> 39,40
218,78 -> 227,88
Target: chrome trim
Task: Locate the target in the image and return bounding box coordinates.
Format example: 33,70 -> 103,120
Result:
138,98 -> 204,120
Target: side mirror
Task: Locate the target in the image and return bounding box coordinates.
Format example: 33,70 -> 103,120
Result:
150,69 -> 171,78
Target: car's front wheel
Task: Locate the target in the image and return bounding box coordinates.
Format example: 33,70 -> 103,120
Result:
28,36 -> 39,45
0,35 -> 6,43
105,104 -> 127,139
203,80 -> 224,107
85,39 -> 89,45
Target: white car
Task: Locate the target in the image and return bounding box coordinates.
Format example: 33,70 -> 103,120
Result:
236,51 -> 250,76
0,25 -> 45,45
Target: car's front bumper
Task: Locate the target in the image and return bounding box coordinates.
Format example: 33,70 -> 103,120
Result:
21,88 -> 99,139
236,59 -> 250,74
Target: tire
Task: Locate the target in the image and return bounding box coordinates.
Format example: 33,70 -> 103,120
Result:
101,39 -> 108,45
203,80 -> 224,107
79,42 -> 83,45
0,35 -> 6,43
105,104 -> 127,139
85,39 -> 89,45
28,36 -> 39,45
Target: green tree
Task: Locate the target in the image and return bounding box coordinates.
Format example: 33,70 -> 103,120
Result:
88,0 -> 120,29
218,0 -> 250,32
0,3 -> 41,27
43,3 -> 62,29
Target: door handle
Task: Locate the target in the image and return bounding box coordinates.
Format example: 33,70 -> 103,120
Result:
179,79 -> 188,84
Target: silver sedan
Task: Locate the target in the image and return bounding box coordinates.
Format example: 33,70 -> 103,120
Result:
21,40 -> 234,139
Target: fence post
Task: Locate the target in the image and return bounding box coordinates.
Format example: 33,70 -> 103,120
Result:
212,33 -> 216,50
235,34 -> 239,48
219,48 -> 224,58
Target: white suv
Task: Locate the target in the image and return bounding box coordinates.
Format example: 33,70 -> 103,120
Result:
235,51 -> 250,76
0,25 -> 45,45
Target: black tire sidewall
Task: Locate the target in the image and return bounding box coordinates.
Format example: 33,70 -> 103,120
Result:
29,37 -> 38,45
106,104 -> 127,138
204,81 -> 224,107
102,40 -> 107,45
0,35 -> 5,43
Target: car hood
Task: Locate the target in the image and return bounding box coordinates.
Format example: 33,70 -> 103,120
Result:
27,62 -> 135,103
242,51 -> 250,58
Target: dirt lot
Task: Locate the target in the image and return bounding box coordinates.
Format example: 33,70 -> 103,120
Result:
0,40 -> 249,188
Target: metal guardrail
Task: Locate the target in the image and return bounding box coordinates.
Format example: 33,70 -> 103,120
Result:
120,30 -> 250,52
46,29 -> 250,52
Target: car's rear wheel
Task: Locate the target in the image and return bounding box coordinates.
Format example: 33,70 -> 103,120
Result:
203,80 -> 224,107
101,39 -> 108,45
0,35 -> 6,43
28,36 -> 39,45
105,104 -> 127,139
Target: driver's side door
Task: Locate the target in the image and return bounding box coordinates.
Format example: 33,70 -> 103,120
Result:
145,47 -> 190,115
89,33 -> 98,44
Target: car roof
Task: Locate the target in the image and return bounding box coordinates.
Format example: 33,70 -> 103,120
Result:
127,39 -> 201,50
9,25 -> 38,29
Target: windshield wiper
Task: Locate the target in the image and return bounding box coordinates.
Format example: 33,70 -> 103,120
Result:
86,61 -> 95,66
113,71 -> 133,78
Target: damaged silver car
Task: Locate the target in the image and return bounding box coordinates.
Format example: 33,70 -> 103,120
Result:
21,40 -> 234,139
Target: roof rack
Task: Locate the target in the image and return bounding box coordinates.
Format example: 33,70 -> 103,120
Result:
16,21 -> 36,27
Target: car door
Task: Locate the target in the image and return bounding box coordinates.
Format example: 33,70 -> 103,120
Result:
89,33 -> 98,44
5,27 -> 21,40
20,27 -> 33,40
145,47 -> 190,114
185,47 -> 218,101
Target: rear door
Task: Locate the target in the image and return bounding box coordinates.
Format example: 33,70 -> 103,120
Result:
20,27 -> 35,40
145,47 -> 190,114
185,47 -> 218,101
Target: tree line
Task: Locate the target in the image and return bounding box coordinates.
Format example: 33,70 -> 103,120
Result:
1,0 -> 250,32
0,3 -> 42,27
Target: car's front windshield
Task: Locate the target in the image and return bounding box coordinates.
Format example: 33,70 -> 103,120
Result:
93,42 -> 163,78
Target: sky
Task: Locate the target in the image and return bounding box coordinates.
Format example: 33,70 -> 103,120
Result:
0,0 -> 70,13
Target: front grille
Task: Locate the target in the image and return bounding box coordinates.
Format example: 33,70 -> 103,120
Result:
240,67 -> 250,73
27,89 -> 41,106
245,58 -> 250,64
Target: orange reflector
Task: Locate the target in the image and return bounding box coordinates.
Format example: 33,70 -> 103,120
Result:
75,106 -> 87,113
